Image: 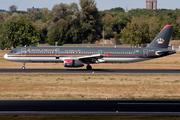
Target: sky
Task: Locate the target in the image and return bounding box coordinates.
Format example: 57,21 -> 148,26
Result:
0,0 -> 180,11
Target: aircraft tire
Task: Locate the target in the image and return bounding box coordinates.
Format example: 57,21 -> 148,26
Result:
86,65 -> 92,70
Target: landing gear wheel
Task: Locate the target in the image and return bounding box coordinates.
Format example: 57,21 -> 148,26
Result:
22,66 -> 25,70
86,65 -> 92,70
22,62 -> 26,70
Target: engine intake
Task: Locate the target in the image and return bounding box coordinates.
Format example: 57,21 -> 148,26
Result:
64,59 -> 84,67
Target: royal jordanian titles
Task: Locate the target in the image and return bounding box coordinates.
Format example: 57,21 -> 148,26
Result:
4,25 -> 176,70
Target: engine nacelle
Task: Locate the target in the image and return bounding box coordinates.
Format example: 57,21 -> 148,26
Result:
64,59 -> 84,67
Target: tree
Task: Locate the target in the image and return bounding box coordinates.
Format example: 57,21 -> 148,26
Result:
0,12 -> 5,24
112,13 -> 130,34
80,0 -> 102,42
148,16 -> 161,42
121,15 -> 162,46
121,22 -> 141,46
0,13 -> 6,49
101,14 -> 114,39
65,2 -> 83,43
34,20 -> 48,43
31,12 -> 47,23
41,8 -> 49,22
48,19 -> 68,45
47,2 -> 83,44
109,7 -> 125,13
121,16 -> 150,46
48,28 -> 64,45
50,3 -> 69,23
0,17 -> 39,50
101,11 -> 130,40
172,22 -> 180,40
47,3 -> 69,45
115,34 -> 121,44
0,24 -> 6,50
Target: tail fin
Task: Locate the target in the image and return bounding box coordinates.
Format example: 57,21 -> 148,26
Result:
147,25 -> 173,48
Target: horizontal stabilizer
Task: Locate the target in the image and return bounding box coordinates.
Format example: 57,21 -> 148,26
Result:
155,50 -> 176,56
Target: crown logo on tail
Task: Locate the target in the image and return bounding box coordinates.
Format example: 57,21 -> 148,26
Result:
156,38 -> 165,44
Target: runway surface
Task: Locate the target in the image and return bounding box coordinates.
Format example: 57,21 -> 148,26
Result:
0,100 -> 180,115
0,69 -> 179,74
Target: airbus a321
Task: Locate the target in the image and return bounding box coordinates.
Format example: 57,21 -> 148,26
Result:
4,25 -> 176,70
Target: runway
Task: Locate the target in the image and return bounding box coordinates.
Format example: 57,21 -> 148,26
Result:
0,100 -> 180,115
0,69 -> 179,74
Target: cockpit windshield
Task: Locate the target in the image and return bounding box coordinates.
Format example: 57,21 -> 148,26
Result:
9,50 -> 17,53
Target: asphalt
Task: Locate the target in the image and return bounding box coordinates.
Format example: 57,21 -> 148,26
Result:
0,69 -> 179,74
0,100 -> 180,115
0,69 -> 179,115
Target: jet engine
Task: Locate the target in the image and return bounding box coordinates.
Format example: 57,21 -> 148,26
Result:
64,59 -> 84,67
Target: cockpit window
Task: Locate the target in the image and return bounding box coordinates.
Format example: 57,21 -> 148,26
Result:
9,50 -> 16,53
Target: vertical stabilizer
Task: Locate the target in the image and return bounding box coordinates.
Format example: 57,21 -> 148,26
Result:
147,25 -> 173,48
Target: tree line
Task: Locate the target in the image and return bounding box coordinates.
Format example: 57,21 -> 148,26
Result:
1,0 -> 180,50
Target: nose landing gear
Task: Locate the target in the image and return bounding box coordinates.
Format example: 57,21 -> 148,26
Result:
22,62 -> 25,70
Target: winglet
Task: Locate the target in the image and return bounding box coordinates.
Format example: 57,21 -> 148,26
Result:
105,53 -> 110,57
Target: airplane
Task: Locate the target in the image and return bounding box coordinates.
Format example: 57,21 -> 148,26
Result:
4,25 -> 176,70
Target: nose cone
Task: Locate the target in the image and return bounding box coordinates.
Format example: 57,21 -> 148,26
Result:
4,54 -> 8,60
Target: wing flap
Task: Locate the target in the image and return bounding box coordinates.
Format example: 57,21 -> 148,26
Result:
78,54 -> 108,64
78,54 -> 103,60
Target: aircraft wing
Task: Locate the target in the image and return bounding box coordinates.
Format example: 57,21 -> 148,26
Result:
78,53 -> 109,64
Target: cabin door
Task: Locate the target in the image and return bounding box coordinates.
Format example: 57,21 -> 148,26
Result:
98,50 -> 102,54
55,48 -> 60,57
21,48 -> 26,56
143,49 -> 148,58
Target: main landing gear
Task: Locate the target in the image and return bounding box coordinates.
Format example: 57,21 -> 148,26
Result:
86,64 -> 92,70
22,62 -> 25,70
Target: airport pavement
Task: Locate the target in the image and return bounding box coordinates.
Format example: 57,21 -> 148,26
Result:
0,69 -> 179,74
0,100 -> 180,115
